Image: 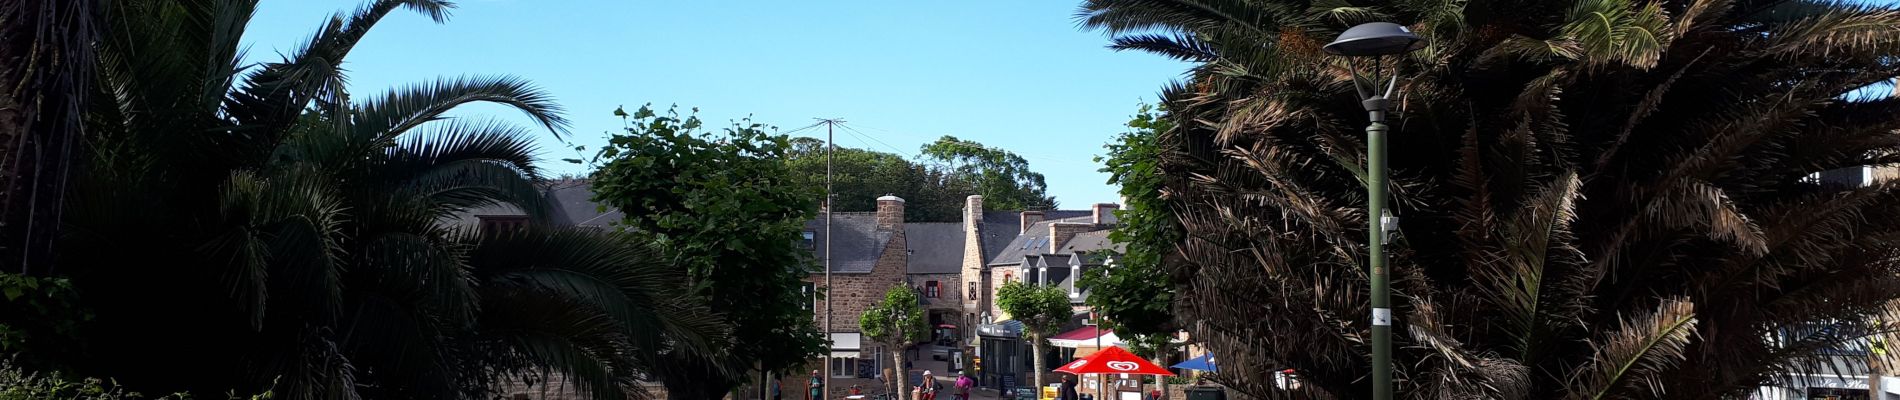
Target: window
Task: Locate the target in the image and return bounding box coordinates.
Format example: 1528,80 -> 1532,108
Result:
925,281 -> 939,298
968,282 -> 978,300
477,215 -> 528,234
831,357 -> 858,378
802,231 -> 816,249
1070,265 -> 1081,297
800,283 -> 816,311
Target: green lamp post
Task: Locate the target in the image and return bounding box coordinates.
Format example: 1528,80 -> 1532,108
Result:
1323,21 -> 1427,400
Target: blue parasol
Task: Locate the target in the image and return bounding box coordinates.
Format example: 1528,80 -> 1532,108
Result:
1171,354 -> 1216,372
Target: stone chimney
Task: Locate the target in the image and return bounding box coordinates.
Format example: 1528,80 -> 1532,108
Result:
1020,211 -> 1044,234
876,195 -> 905,231
1049,222 -> 1093,251
1092,203 -> 1120,225
962,195 -> 987,337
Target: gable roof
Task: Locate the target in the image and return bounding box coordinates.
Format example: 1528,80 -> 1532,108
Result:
545,181 -> 622,228
988,216 -> 1099,266
452,180 -> 621,229
974,210 -> 1090,264
904,222 -> 964,274
805,212 -> 888,274
1027,254 -> 1073,268
1056,230 -> 1123,256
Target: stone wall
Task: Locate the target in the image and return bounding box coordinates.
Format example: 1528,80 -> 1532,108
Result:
808,229 -> 908,332
1048,223 -> 1095,254
908,273 -> 963,310
986,268 -> 1015,320
809,198 -> 911,333
961,195 -> 986,333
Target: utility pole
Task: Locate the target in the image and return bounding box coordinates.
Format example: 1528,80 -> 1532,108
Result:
1096,308 -> 1104,400
818,118 -> 844,400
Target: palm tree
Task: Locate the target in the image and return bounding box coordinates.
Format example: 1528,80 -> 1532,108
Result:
0,0 -> 97,276
1080,0 -> 1900,398
58,0 -> 722,398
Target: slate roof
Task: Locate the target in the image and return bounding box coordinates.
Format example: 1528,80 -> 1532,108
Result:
1028,254 -> 1073,268
452,180 -> 622,229
904,222 -> 965,274
1056,230 -> 1124,258
805,212 -> 889,274
544,181 -> 622,228
986,216 -> 1097,266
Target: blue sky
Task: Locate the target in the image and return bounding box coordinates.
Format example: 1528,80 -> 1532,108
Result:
241,0 -> 1192,207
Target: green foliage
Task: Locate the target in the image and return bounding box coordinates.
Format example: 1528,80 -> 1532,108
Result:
0,274 -> 88,369
0,360 -> 274,400
786,139 -> 969,221
920,136 -> 1057,210
588,104 -> 827,396
994,281 -> 1073,396
1080,104 -> 1178,336
787,136 -> 1057,221
860,286 -> 927,400
54,1 -> 717,398
859,286 -> 927,345
994,281 -> 1074,339
1083,0 -> 1900,398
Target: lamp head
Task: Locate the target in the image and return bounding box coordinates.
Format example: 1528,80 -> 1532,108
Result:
1324,22 -> 1427,57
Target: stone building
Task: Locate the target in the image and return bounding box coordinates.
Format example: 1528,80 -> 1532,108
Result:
956,196 -> 1125,391
803,196 -> 912,378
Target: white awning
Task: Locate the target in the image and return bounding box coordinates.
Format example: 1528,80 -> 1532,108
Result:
831,351 -> 860,358
1050,332 -> 1123,348
830,332 -> 862,351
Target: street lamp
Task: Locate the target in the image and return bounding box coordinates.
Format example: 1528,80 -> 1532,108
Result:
1323,21 -> 1425,400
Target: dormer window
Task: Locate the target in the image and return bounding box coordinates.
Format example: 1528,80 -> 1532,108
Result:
1070,264 -> 1081,297
801,231 -> 815,249
478,215 -> 529,234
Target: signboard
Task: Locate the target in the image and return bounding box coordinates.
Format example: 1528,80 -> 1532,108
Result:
1000,374 -> 1017,392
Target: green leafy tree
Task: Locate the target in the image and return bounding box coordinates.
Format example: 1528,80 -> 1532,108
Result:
1080,105 -> 1178,336
1082,0 -> 1900,398
995,281 -> 1075,395
788,137 -> 1050,221
589,104 -> 828,400
52,1 -> 723,398
786,140 -> 968,221
920,136 -> 1058,210
860,286 -> 927,400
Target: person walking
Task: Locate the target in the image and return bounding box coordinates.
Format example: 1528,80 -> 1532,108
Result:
809,370 -> 825,400
1059,375 -> 1079,400
771,376 -> 782,400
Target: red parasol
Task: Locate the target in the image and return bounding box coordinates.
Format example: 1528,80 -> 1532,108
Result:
1053,346 -> 1175,376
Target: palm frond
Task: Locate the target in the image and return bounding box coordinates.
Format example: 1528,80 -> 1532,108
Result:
1563,298 -> 1697,400
353,74 -> 570,142
1561,0 -> 1669,69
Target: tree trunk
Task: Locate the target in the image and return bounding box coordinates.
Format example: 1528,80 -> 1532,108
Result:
895,343 -> 911,400
1872,347 -> 1885,400
1030,336 -> 1046,400
0,0 -> 92,277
